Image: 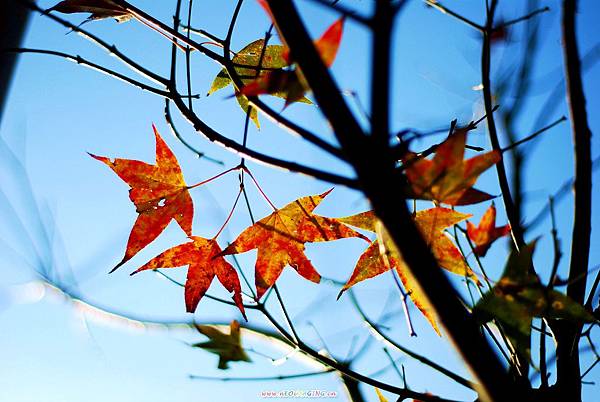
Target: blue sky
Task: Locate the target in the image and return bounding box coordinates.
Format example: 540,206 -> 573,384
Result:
1,0 -> 599,401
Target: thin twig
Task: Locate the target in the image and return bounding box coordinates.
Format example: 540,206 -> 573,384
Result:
525,156 -> 600,230
7,48 -> 169,97
548,197 -> 562,287
189,369 -> 335,382
303,0 -> 370,25
21,0 -> 168,85
164,99 -> 224,164
256,304 -> 460,402
424,0 -> 484,31
498,6 -> 550,29
347,289 -> 477,390
389,268 -> 417,337
501,116 -> 567,153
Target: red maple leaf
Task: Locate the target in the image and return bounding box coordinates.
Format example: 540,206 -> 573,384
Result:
132,237 -> 246,318
90,125 -> 193,272
467,203 -> 511,256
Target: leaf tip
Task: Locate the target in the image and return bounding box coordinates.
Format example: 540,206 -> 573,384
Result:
320,187 -> 334,198
109,260 -> 126,274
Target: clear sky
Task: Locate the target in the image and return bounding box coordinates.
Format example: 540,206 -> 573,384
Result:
1,1 -> 599,401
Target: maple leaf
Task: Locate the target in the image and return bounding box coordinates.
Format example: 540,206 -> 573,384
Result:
338,208 -> 478,334
280,18 -> 344,68
403,127 -> 501,205
221,189 -> 367,299
239,3 -> 344,106
474,242 -> 596,361
90,125 -> 193,272
49,0 -> 132,22
207,39 -> 309,127
192,320 -> 252,370
131,236 -> 246,318
466,203 -> 511,256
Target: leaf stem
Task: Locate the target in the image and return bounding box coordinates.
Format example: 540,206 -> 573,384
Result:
187,166 -> 241,190
213,188 -> 243,240
243,167 -> 278,211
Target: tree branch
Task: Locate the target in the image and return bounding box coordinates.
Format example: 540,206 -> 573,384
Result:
7,48 -> 170,97
169,92 -> 359,187
266,2 -> 515,401
20,0 -> 169,86
481,0 -> 526,252
554,1 -> 594,399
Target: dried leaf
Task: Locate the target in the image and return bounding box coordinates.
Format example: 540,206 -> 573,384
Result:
466,203 -> 511,256
192,320 -> 251,369
404,128 -> 501,205
132,237 -> 246,318
221,189 -> 367,298
49,0 -> 132,22
90,125 -> 193,271
338,208 -> 477,334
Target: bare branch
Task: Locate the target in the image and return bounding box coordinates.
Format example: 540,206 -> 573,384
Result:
501,116 -> 567,153
164,99 -> 223,164
20,0 -> 169,86
346,289 -> 477,391
525,156 -> 600,230
553,1 -> 594,397
424,0 -> 484,31
303,0 -> 370,25
7,48 -> 169,97
169,93 -> 359,187
498,6 -> 550,30
189,369 -> 335,382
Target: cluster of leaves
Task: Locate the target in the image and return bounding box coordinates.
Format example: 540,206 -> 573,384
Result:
89,122 -> 517,337
50,0 -> 597,373
91,126 -> 367,318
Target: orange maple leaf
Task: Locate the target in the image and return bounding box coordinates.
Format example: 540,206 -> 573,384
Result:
221,190 -> 367,299
404,128 -> 501,205
467,203 -> 511,256
132,237 -> 246,318
90,125 -> 193,272
338,208 -> 478,334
